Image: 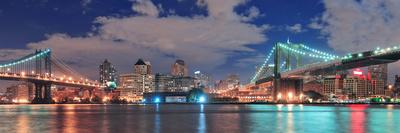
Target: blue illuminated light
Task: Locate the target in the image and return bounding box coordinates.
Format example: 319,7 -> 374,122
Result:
154,97 -> 161,103
198,96 -> 206,103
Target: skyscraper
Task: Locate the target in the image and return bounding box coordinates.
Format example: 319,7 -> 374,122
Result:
133,59 -> 154,94
368,64 -> 388,86
171,59 -> 188,77
134,59 -> 152,75
117,59 -> 155,101
194,71 -> 213,89
99,59 -> 117,85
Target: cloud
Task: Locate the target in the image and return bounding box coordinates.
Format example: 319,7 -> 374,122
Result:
13,0 -> 268,79
241,6 -> 263,22
0,49 -> 32,62
234,54 -> 266,68
308,18 -> 323,30
317,0 -> 400,52
131,0 -> 160,17
198,0 -> 247,21
315,0 -> 400,83
286,23 -> 305,33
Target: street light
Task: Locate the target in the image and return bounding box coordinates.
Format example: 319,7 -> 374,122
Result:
288,92 -> 293,101
277,93 -> 282,100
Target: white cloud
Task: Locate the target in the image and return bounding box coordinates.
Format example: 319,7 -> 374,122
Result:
199,0 -> 247,21
316,0 -> 400,83
0,49 -> 33,61
286,24 -> 305,33
131,0 -> 160,17
241,6 -> 262,22
318,0 -> 400,52
9,0 -> 268,79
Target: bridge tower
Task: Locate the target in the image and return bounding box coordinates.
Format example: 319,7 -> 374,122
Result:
273,42 -> 303,102
32,49 -> 53,104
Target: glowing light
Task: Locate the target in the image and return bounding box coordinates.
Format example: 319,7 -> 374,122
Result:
198,96 -> 206,103
154,97 -> 161,103
21,72 -> 25,76
277,93 -> 282,100
353,69 -> 363,75
288,92 -> 293,100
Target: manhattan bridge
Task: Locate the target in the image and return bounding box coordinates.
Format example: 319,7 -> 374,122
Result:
251,40 -> 400,101
0,49 -> 103,103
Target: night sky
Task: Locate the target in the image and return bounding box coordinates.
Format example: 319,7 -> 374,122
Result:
0,0 -> 400,83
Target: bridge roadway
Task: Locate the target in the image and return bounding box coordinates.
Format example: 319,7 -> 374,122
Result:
279,48 -> 400,78
0,72 -> 102,88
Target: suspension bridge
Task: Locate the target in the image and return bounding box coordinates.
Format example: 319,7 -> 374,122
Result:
251,40 -> 400,101
0,49 -> 103,103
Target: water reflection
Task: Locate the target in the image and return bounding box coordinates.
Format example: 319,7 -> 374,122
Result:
16,114 -> 29,133
0,104 -> 400,133
198,104 -> 206,133
348,105 -> 367,133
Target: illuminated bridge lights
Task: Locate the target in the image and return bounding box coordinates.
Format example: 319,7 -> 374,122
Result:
251,46 -> 276,82
0,49 -> 51,68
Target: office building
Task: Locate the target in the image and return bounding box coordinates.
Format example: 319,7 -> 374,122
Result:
99,59 -> 117,85
171,59 -> 188,77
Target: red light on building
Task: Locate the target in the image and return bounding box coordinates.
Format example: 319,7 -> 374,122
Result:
353,69 -> 363,75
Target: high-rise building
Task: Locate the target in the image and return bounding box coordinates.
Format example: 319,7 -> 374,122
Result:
343,76 -> 368,99
169,76 -> 195,92
368,64 -> 388,86
5,83 -> 32,103
117,59 -> 155,101
323,75 -> 343,96
118,74 -> 136,98
155,73 -> 173,92
99,59 -> 117,85
194,71 -> 213,89
134,59 -> 152,75
171,59 -> 188,77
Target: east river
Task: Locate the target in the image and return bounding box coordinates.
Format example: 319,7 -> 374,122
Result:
0,104 -> 399,133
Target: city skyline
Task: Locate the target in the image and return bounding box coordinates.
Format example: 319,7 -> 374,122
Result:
1,1 -> 400,133
1,0 -> 400,83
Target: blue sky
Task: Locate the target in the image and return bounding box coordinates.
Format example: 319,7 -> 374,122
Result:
1,0 -> 400,83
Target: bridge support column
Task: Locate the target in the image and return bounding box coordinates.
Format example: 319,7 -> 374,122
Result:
33,83 -> 43,103
43,84 -> 52,103
32,83 -> 53,104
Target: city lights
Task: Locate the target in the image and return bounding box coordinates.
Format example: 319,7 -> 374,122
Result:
154,97 -> 161,103
277,93 -> 282,100
198,96 -> 206,103
288,92 -> 293,100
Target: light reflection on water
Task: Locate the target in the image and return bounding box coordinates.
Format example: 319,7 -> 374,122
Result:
0,104 -> 399,133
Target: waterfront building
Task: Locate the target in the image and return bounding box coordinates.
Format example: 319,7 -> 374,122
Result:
368,64 -> 388,86
5,83 -> 32,103
169,76 -> 195,92
134,59 -> 152,75
194,71 -> 213,89
171,59 -> 188,77
343,76 -> 368,99
117,59 -> 155,101
393,75 -> 400,97
154,73 -> 173,92
99,59 -> 117,85
323,75 -> 343,96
